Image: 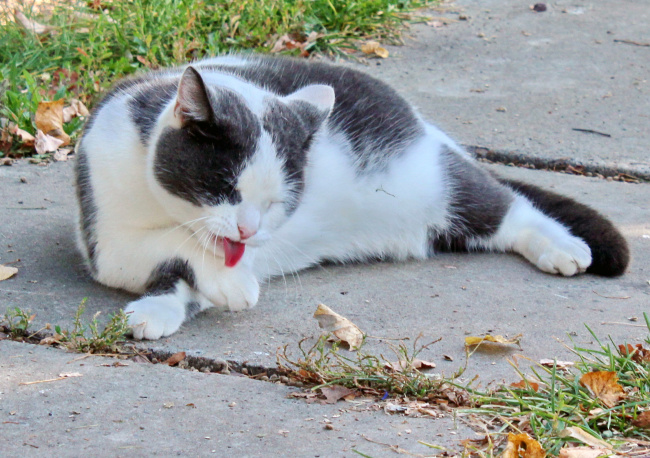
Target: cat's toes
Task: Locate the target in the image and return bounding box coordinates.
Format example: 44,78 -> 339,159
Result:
124,296 -> 185,340
223,274 -> 260,312
535,237 -> 592,277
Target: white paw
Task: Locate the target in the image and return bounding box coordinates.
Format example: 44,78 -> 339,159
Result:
201,269 -> 260,312
518,229 -> 592,276
124,296 -> 185,340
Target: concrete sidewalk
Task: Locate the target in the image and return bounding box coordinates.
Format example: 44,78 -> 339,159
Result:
1,0 -> 649,455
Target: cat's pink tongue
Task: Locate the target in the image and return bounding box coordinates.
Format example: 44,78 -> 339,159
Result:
223,238 -> 245,267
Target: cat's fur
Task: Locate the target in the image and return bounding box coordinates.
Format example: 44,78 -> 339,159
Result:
75,55 -> 629,340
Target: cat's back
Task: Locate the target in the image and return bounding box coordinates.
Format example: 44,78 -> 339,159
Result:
197,55 -> 426,168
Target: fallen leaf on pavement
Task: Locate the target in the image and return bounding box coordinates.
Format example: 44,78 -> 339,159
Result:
559,447 -> 610,458
502,432 -> 545,458
579,371 -> 626,408
320,385 -> 356,404
313,304 -> 364,350
39,334 -> 65,346
35,100 -> 70,146
62,99 -> 90,123
34,130 -> 64,155
540,359 -> 575,369
14,10 -> 54,34
361,41 -> 389,58
0,265 -> 18,281
52,147 -> 73,162
559,427 -> 613,449
385,358 -> 436,372
162,351 -> 186,366
9,125 -> 35,147
465,334 -> 522,347
632,411 -> 650,429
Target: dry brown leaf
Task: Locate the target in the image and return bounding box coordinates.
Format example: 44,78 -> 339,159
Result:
361,41 -> 389,58
35,100 -> 70,146
510,380 -> 540,392
385,358 -> 436,372
579,371 -> 626,408
0,265 -> 18,281
313,304 -> 364,350
10,125 -> 36,147
39,334 -> 65,346
502,432 -> 546,458
619,343 -> 650,364
162,351 -> 186,366
632,411 -> 650,429
14,10 -> 54,35
559,447 -> 609,458
559,427 -> 613,449
34,130 -> 64,155
320,385 -> 356,404
465,333 -> 522,347
62,99 -> 90,123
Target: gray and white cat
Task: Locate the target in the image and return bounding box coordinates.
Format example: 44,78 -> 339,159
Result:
75,55 -> 629,340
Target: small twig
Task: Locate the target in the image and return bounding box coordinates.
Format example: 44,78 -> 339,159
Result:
601,321 -> 646,327
614,39 -> 650,47
23,443 -> 39,449
593,290 -> 631,299
5,207 -> 48,210
361,435 -> 423,456
19,377 -> 69,386
572,128 -> 611,138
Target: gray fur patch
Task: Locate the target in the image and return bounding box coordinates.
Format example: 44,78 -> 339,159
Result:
153,88 -> 260,206
185,301 -> 202,319
129,80 -> 178,145
198,56 -> 425,171
145,258 -> 196,295
431,146 -> 513,252
74,144 -> 98,274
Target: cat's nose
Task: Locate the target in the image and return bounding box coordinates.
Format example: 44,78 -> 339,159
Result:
238,225 -> 257,240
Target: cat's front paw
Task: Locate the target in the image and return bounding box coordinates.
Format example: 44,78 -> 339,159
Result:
201,268 -> 260,312
124,296 -> 185,340
518,229 -> 592,276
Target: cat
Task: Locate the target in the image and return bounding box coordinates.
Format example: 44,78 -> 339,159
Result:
75,54 -> 629,340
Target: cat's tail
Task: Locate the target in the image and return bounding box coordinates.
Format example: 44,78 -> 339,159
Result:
498,178 -> 630,277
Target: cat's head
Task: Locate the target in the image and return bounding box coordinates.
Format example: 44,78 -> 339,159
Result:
148,66 -> 335,266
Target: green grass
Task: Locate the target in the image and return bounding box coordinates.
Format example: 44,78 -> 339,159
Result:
0,0 -> 434,156
460,316 -> 650,455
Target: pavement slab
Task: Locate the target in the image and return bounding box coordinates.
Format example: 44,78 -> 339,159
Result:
0,340 -> 472,456
357,0 -> 650,178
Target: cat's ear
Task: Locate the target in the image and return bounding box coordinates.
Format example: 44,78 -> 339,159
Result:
285,84 -> 335,133
174,66 -> 212,124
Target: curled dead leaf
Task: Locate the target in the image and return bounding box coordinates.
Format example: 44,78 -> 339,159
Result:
579,371 -> 626,408
465,333 -> 522,347
52,147 -> 73,162
502,432 -> 545,458
313,304 -> 364,350
385,358 -> 436,372
319,385 -> 356,404
361,41 -> 389,58
558,447 -> 610,458
35,130 -> 64,155
35,100 -> 70,146
0,265 -> 18,281
559,427 -> 612,449
62,99 -> 90,123
619,343 -> 650,364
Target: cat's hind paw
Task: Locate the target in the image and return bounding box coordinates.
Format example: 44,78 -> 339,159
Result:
124,295 -> 185,340
517,229 -> 592,277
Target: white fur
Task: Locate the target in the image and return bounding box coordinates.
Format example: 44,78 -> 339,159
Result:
79,58 -> 592,340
